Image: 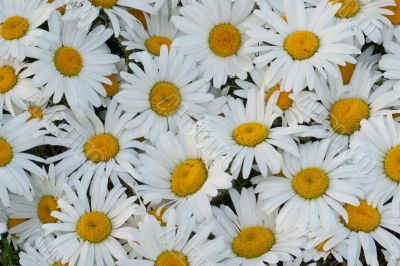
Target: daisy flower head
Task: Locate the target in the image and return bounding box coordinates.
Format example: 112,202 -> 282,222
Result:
118,209 -> 229,266
116,46 -> 214,141
29,12 -> 120,108
43,177 -> 140,265
98,58 -> 126,107
379,32 -> 400,91
0,0 -> 54,60
0,112 -> 47,206
19,235 -> 64,266
382,0 -> 400,38
137,130 -> 233,220
7,164 -> 65,244
171,0 -> 254,88
47,99 -> 142,188
212,187 -> 303,265
256,139 -> 365,231
245,0 -> 360,94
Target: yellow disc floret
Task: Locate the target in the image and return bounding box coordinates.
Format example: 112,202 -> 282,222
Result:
145,36 -> 172,56
384,145 -> 400,182
128,9 -> 147,29
90,0 -> 117,8
292,168 -> 329,199
76,211 -> 112,243
315,238 -> 332,252
209,24 -> 241,57
28,106 -> 44,121
1,16 -> 29,40
37,195 -> 59,224
0,137 -> 13,167
54,47 -> 83,77
232,226 -> 275,259
266,85 -> 293,111
150,82 -> 181,116
149,208 -> 167,226
329,0 -> 360,18
52,262 -> 68,266
284,31 -> 320,60
342,201 -> 381,232
84,134 -> 119,163
385,0 -> 400,25
171,159 -> 207,197
339,62 -> 356,85
330,98 -> 370,135
0,66 -> 17,94
233,122 -> 269,147
155,251 -> 189,266
7,218 -> 28,229
102,75 -> 119,97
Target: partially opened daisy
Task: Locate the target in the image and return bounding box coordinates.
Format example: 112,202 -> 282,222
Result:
137,131 -> 233,219
0,113 -> 46,206
172,0 -> 254,88
117,209 -> 229,266
47,99 -> 141,187
204,88 -> 310,179
0,0 -> 54,60
29,12 -> 120,108
379,32 -> 400,91
116,46 -> 214,141
316,200 -> 400,266
245,0 -> 359,93
43,177 -> 139,265
7,164 -> 65,244
256,139 -> 365,231
212,188 -> 303,265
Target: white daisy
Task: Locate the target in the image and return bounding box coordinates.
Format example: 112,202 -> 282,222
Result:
0,0 -> 54,60
43,177 -> 139,265
212,187 -> 303,265
379,32 -> 400,91
7,164 -> 65,244
0,112 -> 46,206
382,0 -> 400,39
117,209 -> 229,266
245,0 -> 359,93
115,46 -> 214,141
171,0 -> 254,88
46,99 -> 142,188
19,235 -> 64,266
256,139 -> 365,231
28,12 -> 120,108
137,130 -> 233,219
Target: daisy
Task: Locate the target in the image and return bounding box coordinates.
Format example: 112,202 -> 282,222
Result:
7,164 -> 65,244
28,12 -> 120,108
117,209 -> 229,266
43,177 -> 140,265
382,0 -> 400,39
171,0 -> 254,88
137,130 -> 233,219
115,46 -> 214,141
46,99 -> 142,188
379,32 -> 400,91
350,115 -> 400,216
0,112 -> 46,206
204,88 -> 311,179
255,139 -> 365,231
212,188 -> 303,265
245,0 -> 359,94
19,236 -> 65,266
0,58 -> 41,117
99,59 -> 126,107
316,200 -> 400,266
0,0 -> 54,60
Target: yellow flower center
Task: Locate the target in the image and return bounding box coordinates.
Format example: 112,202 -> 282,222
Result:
37,195 -> 59,224
145,36 -> 172,56
76,211 -> 112,243
315,238 -> 332,252
0,138 -> 13,167
233,122 -> 269,147
265,85 -> 293,111
149,208 -> 167,226
329,0 -> 360,18
47,0 -> 66,15
384,145 -> 400,182
149,82 -> 181,116
342,201 -> 381,232
385,0 -> 400,25
52,262 -> 68,266
89,0 -> 117,8
128,9 -> 147,29
232,226 -> 275,259
102,75 -> 119,97
292,168 -> 329,199
155,251 -> 189,266
7,218 -> 28,229
284,31 -> 319,60
330,98 -> 370,135
0,66 -> 17,94
339,62 -> 356,85
83,134 -> 119,163
28,106 -> 44,121
171,159 -> 207,197
209,24 -> 241,57
0,16 -> 29,40
54,47 -> 83,77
